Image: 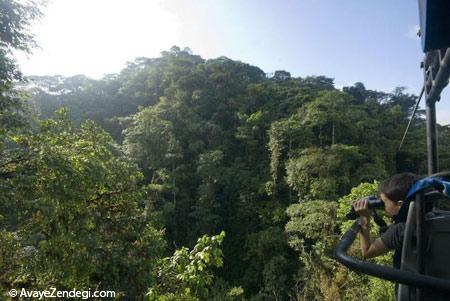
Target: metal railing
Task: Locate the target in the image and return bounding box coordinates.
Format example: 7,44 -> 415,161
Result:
334,219 -> 450,292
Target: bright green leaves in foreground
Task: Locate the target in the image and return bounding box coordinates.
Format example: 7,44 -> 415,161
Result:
148,231 -> 239,301
0,110 -> 166,299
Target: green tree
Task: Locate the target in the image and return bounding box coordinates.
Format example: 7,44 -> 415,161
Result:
298,90 -> 363,146
0,111 -> 166,299
285,144 -> 383,201
0,0 -> 42,137
148,231 -> 232,301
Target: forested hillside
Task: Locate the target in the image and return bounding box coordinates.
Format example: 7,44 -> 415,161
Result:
2,1 -> 450,300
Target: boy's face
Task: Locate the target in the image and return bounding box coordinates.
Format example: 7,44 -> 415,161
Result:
380,193 -> 403,218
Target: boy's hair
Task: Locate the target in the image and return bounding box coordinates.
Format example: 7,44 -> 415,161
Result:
378,172 -> 421,203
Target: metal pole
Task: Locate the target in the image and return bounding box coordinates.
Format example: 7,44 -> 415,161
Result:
425,96 -> 438,175
422,48 -> 450,174
416,194 -> 424,300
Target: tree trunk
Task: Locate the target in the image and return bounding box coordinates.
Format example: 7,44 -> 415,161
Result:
332,122 -> 335,145
319,125 -> 322,147
172,160 -> 176,206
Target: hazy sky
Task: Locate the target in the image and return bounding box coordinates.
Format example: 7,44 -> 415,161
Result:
16,0 -> 450,124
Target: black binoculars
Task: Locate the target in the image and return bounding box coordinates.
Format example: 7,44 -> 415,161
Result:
346,196 -> 384,219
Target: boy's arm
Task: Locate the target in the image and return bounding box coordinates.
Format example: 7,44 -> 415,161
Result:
359,216 -> 388,258
354,198 -> 389,258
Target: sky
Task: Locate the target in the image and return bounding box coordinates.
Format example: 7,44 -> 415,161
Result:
16,0 -> 450,124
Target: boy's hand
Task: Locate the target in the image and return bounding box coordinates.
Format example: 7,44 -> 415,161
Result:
353,198 -> 373,220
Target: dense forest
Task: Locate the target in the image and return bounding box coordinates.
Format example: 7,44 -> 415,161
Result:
2,1 -> 450,300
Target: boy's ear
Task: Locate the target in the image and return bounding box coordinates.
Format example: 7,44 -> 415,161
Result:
397,200 -> 404,207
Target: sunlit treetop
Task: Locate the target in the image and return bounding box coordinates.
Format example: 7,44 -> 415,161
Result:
0,0 -> 43,52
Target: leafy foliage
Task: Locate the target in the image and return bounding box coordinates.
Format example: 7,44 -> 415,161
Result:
3,2 -> 448,298
0,0 -> 42,139
148,231 -> 231,301
24,51 -> 445,299
0,111 -> 166,298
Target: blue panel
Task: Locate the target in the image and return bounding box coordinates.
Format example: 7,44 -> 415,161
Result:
418,0 -> 450,52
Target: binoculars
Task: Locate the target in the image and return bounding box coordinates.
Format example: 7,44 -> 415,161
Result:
346,196 -> 384,219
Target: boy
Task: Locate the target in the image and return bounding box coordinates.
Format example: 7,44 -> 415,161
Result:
353,172 -> 421,268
